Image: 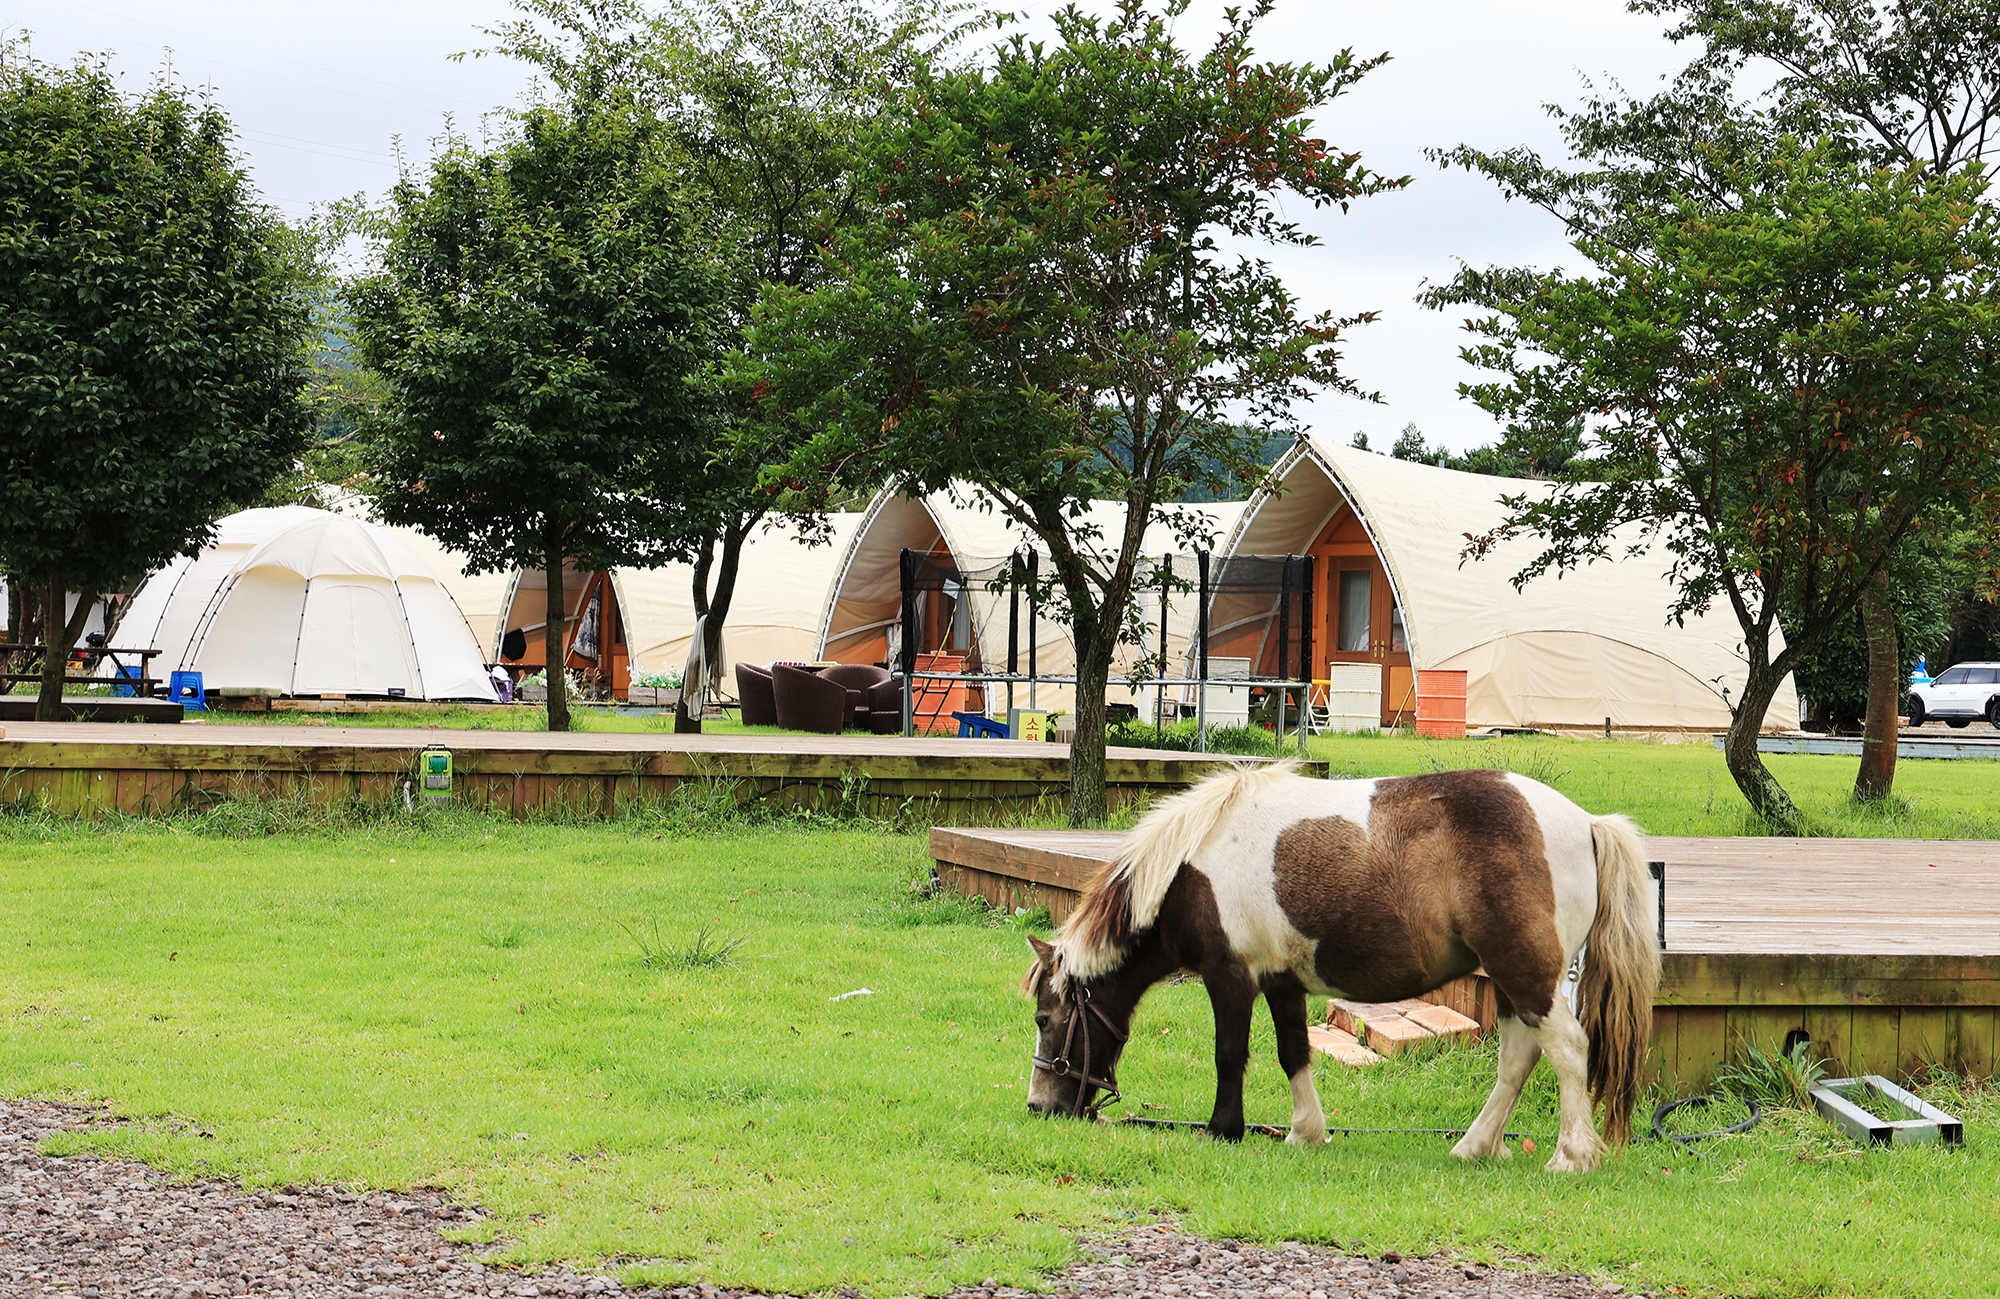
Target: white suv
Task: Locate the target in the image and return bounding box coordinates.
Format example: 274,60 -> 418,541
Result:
1907,662 -> 2000,729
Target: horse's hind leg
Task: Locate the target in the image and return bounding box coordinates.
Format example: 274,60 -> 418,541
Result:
1528,996 -> 1605,1173
1451,1015 -> 1540,1161
1265,981 -> 1327,1145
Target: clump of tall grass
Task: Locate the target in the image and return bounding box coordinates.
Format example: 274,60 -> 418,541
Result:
619,917 -> 747,971
1714,1037 -> 1830,1110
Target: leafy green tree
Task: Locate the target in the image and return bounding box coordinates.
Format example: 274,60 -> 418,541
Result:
348,102 -> 732,731
480,0 -> 962,730
1788,535 -> 1954,727
0,48 -> 315,718
745,0 -> 1403,824
1440,142 -> 2000,828
1445,0 -> 2000,800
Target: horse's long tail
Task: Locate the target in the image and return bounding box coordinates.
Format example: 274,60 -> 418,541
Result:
1580,814 -> 1660,1146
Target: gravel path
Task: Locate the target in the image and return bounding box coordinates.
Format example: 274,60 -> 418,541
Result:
2,1100 -> 1661,1299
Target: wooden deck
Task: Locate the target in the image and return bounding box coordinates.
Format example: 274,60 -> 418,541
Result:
929,827 -> 2000,1086
0,696 -> 184,723
0,722 -> 1309,823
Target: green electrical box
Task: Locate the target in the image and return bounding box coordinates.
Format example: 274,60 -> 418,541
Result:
420,747 -> 453,807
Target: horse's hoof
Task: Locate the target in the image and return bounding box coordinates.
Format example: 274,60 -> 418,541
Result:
1449,1135 -> 1508,1161
1285,1127 -> 1328,1146
1543,1149 -> 1602,1174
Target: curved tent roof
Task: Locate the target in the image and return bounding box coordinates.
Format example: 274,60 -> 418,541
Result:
110,506 -> 328,679
116,509 -> 498,701
613,512 -> 866,675
817,486 -> 1242,714
487,513 -> 869,676
1223,437 -> 1798,730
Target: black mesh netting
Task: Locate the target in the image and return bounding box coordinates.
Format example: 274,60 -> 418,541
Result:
897,548 -> 1315,687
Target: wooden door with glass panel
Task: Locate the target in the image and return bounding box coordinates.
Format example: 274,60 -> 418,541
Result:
1327,561 -> 1413,726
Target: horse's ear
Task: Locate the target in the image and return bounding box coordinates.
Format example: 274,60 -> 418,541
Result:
1026,934 -> 1055,965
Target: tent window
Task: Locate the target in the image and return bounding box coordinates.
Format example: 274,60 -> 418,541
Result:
1337,570 -> 1371,652
1389,593 -> 1407,653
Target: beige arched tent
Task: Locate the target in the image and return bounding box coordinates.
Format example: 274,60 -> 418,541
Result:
486,514 -> 866,692
112,508 -> 499,701
816,486 -> 1242,717
1220,437 -> 1799,731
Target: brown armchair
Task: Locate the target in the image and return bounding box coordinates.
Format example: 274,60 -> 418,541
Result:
821,664 -> 893,733
864,677 -> 903,733
772,663 -> 849,734
734,662 -> 777,726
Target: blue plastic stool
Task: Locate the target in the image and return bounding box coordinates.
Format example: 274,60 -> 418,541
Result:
952,710 -> 1008,738
112,664 -> 141,697
167,670 -> 207,710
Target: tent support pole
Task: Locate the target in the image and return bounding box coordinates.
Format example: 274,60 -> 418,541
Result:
1156,553 -> 1169,739
1299,555 -> 1314,757
1275,556 -> 1292,757
1027,550 -> 1038,713
1197,550 -> 1209,754
1008,551 -> 1020,721
899,548 -> 916,738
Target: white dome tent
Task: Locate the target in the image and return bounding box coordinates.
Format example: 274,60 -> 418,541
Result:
115,509 -> 498,702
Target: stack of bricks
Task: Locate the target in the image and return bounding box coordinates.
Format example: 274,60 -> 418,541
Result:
1306,997 -> 1482,1067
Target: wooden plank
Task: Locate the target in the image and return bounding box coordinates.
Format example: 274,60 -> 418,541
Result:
1728,1005 -> 1807,1062
1646,1007 -> 1677,1089
1662,952 -> 2000,1006
1674,1007 -> 1729,1090
1898,1007 -> 1953,1077
1848,1008 -> 1903,1080
1801,1004 -> 1855,1077
1949,1008 -> 1995,1080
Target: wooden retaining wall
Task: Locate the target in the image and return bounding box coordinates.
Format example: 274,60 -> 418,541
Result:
0,725 -> 1313,825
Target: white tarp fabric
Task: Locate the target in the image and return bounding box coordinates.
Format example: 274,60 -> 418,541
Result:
609,512 -> 865,675
817,485 -> 1242,716
1223,437 -> 1800,730
108,506 -> 327,674
116,509 -> 498,701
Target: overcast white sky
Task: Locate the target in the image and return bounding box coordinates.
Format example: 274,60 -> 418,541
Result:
3,0 -> 1694,452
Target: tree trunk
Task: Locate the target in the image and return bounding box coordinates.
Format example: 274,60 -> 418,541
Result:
1720,661 -> 1804,832
542,529 -> 571,733
1067,615 -> 1116,827
676,521 -> 752,734
1853,568 -> 1900,802
35,574 -> 96,723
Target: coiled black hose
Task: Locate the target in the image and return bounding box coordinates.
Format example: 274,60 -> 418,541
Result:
1652,1094 -> 1761,1143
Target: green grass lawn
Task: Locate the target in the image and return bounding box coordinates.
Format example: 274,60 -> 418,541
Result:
2,806 -> 1995,1298
1299,731 -> 2000,838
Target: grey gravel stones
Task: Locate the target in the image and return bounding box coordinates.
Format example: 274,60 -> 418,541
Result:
2,1100 -> 1659,1298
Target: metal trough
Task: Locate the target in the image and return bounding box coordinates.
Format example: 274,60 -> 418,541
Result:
1809,1076 -> 1964,1147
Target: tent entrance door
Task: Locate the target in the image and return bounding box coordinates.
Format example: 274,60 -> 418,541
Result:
1326,561 -> 1412,727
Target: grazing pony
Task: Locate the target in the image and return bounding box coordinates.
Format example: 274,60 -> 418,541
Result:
1022,763 -> 1659,1172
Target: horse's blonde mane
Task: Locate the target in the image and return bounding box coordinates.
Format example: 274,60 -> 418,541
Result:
1053,760 -> 1301,985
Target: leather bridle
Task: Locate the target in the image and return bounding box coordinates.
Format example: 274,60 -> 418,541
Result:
1031,983 -> 1129,1118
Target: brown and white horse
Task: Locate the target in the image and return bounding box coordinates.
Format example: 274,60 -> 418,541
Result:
1023,763 -> 1659,1172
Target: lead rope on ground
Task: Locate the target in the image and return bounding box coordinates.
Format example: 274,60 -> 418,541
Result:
1117,1094 -> 1761,1145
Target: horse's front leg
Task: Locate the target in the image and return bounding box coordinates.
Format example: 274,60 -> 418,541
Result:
1203,962 -> 1258,1142
1265,981 -> 1327,1145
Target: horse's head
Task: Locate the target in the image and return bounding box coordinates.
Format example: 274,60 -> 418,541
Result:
1022,935 -> 1131,1118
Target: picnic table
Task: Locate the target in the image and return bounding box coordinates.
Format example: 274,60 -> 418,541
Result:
0,643 -> 163,697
